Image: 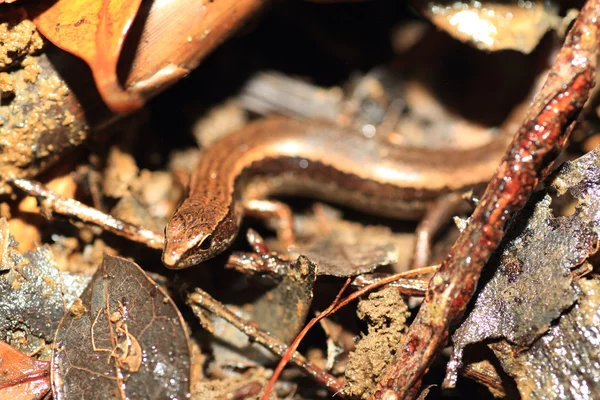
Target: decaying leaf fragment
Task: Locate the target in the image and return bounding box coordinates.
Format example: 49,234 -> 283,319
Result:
288,205 -> 413,276
248,255 -> 317,345
51,255 -> 191,400
419,0 -> 564,53
447,147 -> 600,386
491,278 -> 600,399
211,252 -> 317,367
0,218 -> 90,357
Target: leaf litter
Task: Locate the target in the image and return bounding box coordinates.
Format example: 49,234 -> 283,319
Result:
208,236 -> 317,369
417,0 -> 571,53
285,204 -> 415,277
0,217 -> 90,358
446,146 -> 600,393
51,255 -> 191,400
5,2 -> 600,397
32,0 -> 144,113
490,278 -> 600,399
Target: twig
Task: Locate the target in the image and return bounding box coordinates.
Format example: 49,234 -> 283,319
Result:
186,288 -> 346,395
331,265 -> 437,312
351,273 -> 429,296
261,278 -> 352,400
189,266 -> 437,398
10,178 -> 164,250
371,1 -> 600,398
261,265 -> 438,399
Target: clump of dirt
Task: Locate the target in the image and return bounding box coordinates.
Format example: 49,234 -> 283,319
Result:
0,72 -> 14,97
344,287 -> 410,399
0,8 -> 44,69
0,7 -> 92,195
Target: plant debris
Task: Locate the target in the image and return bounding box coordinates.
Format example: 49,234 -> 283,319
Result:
447,146 -> 600,385
51,255 -> 191,399
0,217 -> 89,358
418,0 -> 565,53
490,278 -> 600,399
210,252 -> 317,368
289,205 -> 413,276
32,0 -> 144,113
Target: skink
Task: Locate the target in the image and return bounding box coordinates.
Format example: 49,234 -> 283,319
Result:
162,116 -> 514,269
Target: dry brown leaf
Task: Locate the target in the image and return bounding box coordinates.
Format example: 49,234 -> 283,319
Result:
0,341 -> 50,400
33,0 -> 143,113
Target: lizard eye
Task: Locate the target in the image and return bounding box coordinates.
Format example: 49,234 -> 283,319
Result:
198,235 -> 213,251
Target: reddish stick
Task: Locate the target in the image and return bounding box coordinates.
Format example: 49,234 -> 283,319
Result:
371,1 -> 600,398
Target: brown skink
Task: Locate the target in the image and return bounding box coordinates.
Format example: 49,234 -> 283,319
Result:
162,116 -> 515,269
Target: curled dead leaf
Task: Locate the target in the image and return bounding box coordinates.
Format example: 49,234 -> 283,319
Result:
33,0 -> 143,113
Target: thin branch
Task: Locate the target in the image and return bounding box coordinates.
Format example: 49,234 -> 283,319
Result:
10,178 -> 164,249
187,287 -> 346,395
189,266 -> 437,397
261,265 -> 438,399
261,278 -> 352,400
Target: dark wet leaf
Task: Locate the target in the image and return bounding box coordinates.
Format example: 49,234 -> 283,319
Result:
418,0 -> 563,53
0,340 -> 50,400
491,278 -> 600,399
289,206 -> 411,277
248,255 -> 316,344
447,148 -> 600,384
211,253 -> 316,367
0,218 -> 90,357
51,255 -> 191,400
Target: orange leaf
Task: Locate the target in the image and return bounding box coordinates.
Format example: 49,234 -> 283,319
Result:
33,0 -> 144,113
0,341 -> 50,400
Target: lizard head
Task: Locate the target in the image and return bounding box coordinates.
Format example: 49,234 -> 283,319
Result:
162,198 -> 238,269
